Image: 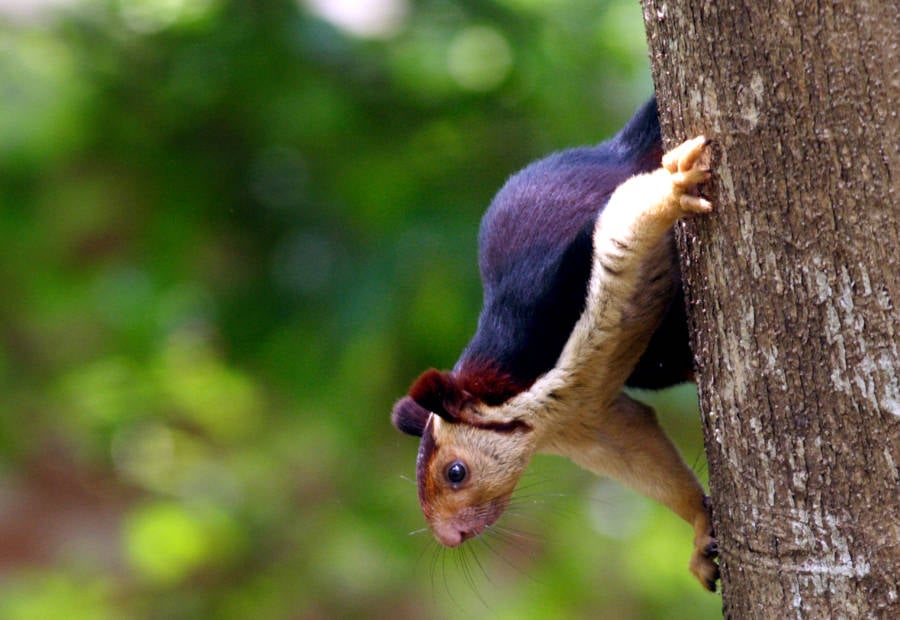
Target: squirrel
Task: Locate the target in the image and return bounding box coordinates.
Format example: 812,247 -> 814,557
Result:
391,98 -> 719,591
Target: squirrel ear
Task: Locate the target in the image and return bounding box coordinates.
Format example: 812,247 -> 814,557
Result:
391,397 -> 430,437
408,368 -> 462,422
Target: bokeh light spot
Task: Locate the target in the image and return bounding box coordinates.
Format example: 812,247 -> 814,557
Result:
447,26 -> 513,92
124,502 -> 209,585
304,0 -> 409,39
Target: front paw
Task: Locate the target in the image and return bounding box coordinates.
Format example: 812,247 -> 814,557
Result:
661,136 -> 713,215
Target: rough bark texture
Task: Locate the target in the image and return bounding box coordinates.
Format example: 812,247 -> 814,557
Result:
640,1 -> 899,618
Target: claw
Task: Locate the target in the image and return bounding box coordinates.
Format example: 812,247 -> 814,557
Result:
689,495 -> 719,592
662,135 -> 709,173
679,195 -> 713,213
660,136 -> 714,217
678,136 -> 709,172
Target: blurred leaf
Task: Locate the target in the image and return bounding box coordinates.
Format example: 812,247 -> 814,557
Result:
0,30 -> 89,167
156,331 -> 263,442
124,500 -> 243,585
0,572 -> 114,620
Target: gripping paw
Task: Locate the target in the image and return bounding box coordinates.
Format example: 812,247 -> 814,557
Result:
690,531 -> 720,592
689,495 -> 720,592
661,136 -> 713,215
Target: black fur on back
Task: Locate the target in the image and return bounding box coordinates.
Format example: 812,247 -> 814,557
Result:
454,98 -> 692,397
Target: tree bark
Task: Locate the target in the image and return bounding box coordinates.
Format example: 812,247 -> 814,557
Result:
641,1 -> 899,618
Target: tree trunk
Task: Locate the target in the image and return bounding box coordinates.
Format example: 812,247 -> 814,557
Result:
640,1 -> 899,618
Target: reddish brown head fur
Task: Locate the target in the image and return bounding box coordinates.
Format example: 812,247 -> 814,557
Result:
408,369 -> 467,421
391,367 -> 537,548
453,359 -> 530,406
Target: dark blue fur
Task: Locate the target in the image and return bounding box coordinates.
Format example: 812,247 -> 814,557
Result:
455,98 -> 693,396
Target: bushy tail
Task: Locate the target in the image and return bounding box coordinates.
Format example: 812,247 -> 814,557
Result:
609,97 -> 661,164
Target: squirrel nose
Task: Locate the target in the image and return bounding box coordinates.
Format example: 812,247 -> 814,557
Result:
433,524 -> 472,547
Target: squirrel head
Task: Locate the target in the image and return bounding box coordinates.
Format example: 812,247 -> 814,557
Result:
391,368 -> 535,546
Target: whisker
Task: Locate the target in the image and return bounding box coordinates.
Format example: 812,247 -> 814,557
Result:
429,542 -> 441,606
506,495 -> 576,520
578,492 -> 619,506
478,532 -> 539,583
512,488 -> 562,502
489,524 -> 539,544
441,547 -> 458,611
467,540 -> 494,587
414,536 -> 433,570
512,490 -> 570,498
458,545 -> 490,609
510,478 -> 554,493
507,495 -> 572,513
691,449 -> 709,478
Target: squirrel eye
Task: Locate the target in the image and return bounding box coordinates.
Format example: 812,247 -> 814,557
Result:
446,461 -> 467,484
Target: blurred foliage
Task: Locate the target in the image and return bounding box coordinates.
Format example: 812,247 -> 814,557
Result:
0,0 -> 719,618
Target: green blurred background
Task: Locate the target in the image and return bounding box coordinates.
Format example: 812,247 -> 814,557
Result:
0,0 -> 719,618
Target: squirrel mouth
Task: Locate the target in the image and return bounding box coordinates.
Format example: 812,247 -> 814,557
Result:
430,495 -> 510,547
433,520 -> 491,547
433,523 -> 485,547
